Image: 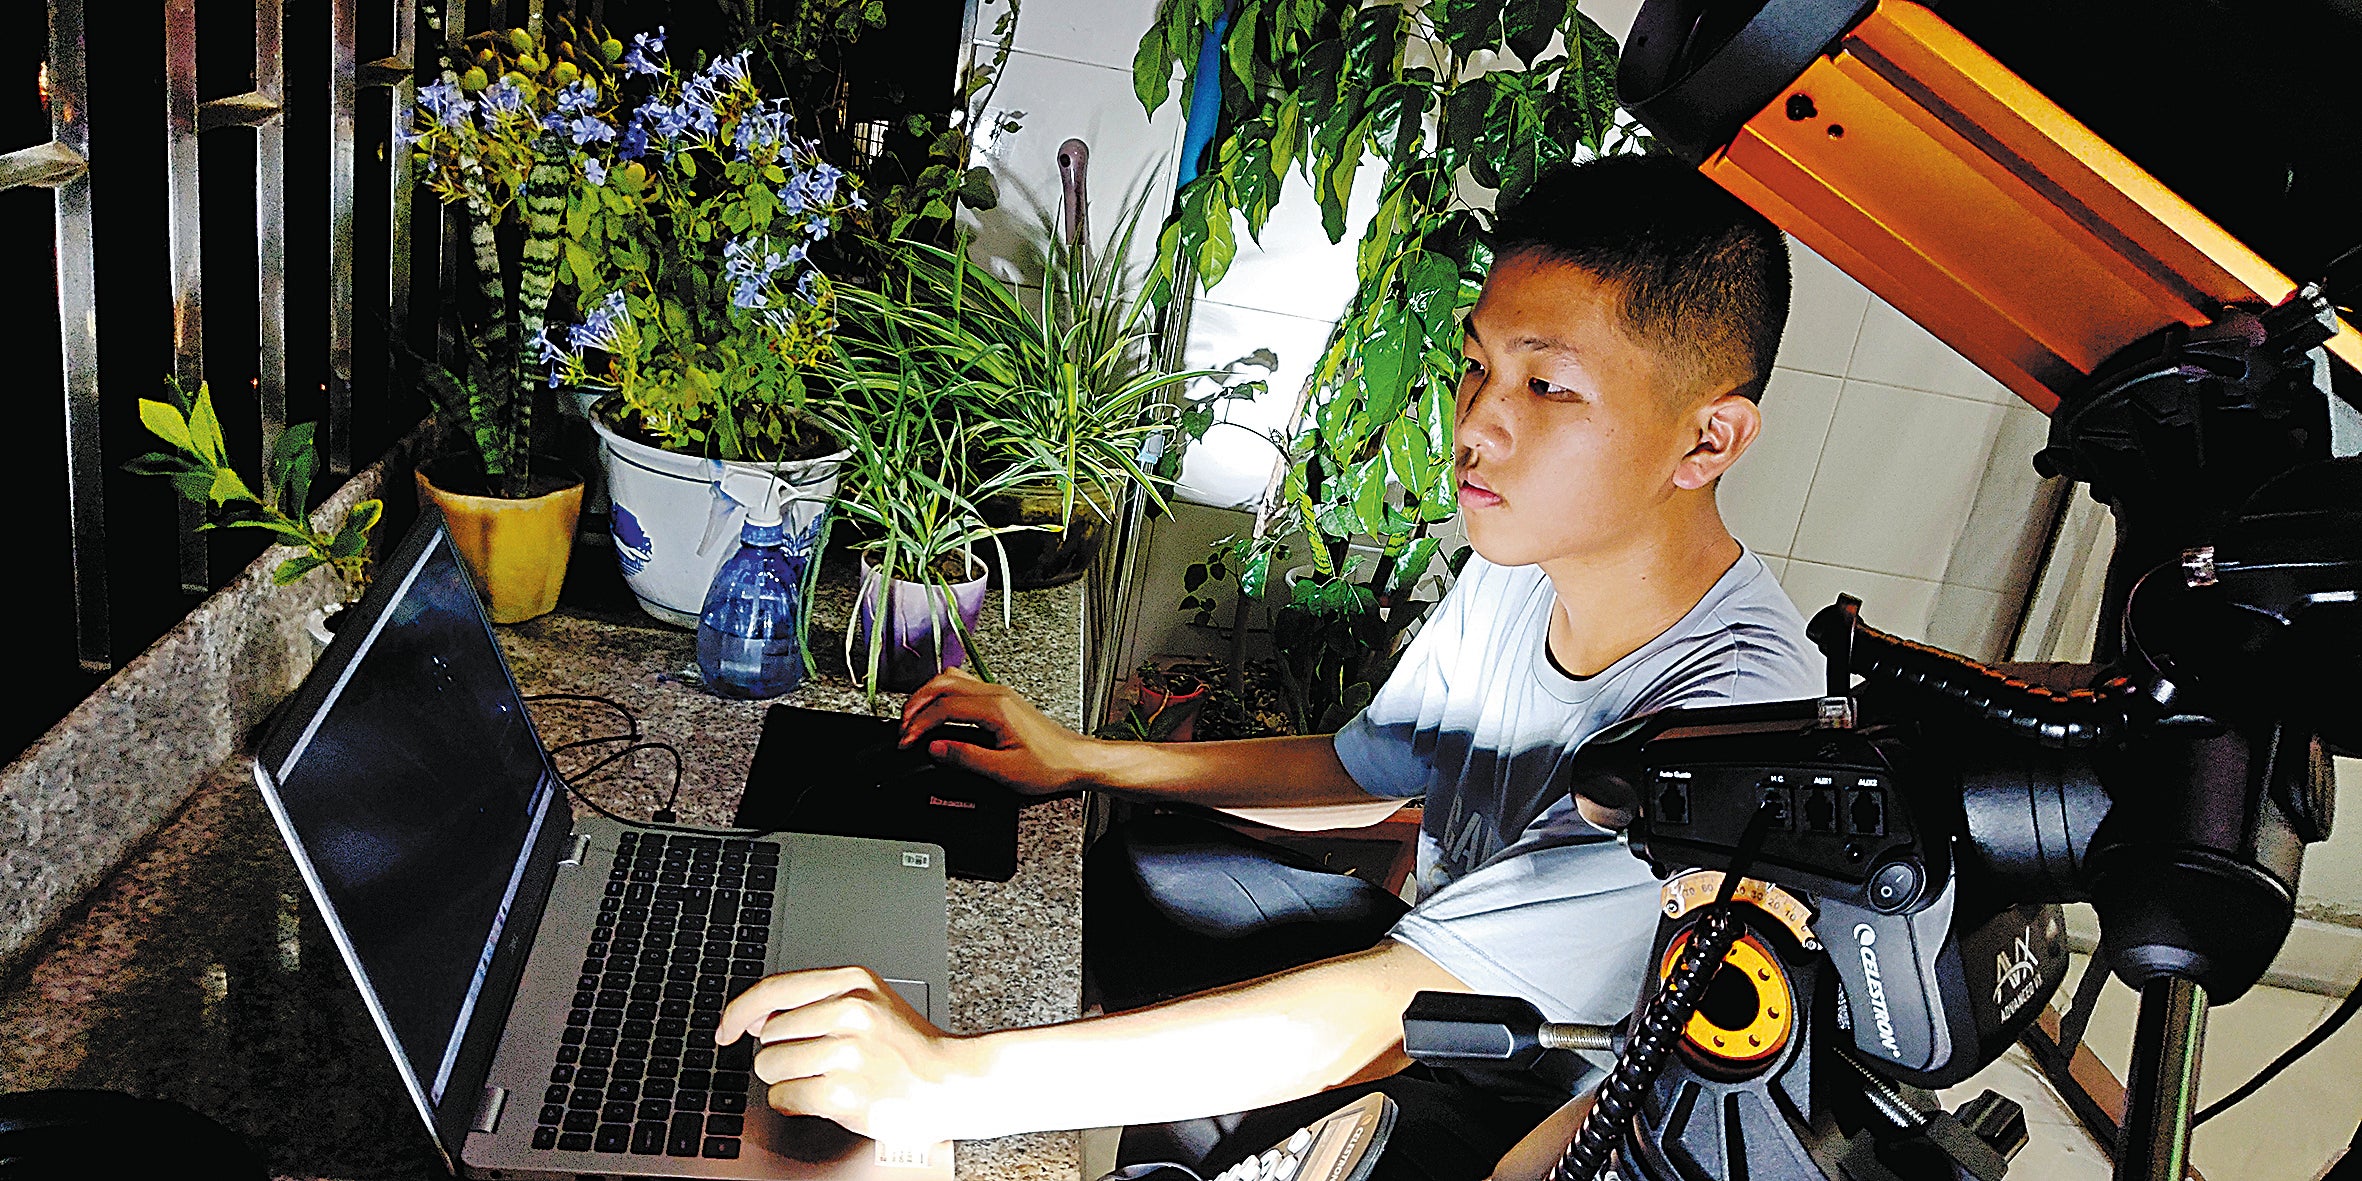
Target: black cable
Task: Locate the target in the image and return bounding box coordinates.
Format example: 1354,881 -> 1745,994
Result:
2192,968 -> 2362,1126
570,740 -> 687,821
1550,805 -> 1777,1181
521,692 -> 642,739
522,690 -> 797,838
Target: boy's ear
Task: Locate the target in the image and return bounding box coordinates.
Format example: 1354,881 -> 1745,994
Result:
1671,390 -> 1762,491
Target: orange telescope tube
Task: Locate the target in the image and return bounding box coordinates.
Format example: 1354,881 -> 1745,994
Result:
1672,1 -> 2361,416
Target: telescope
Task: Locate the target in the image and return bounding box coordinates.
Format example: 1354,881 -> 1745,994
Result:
1404,2 -> 2362,1179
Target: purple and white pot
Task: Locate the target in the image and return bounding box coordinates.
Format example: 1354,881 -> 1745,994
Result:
847,554 -> 990,693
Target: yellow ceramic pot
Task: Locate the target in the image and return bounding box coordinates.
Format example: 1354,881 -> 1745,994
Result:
416,458 -> 584,624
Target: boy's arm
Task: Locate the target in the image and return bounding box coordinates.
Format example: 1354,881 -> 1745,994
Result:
897,669 -> 1381,809
715,940 -> 1468,1142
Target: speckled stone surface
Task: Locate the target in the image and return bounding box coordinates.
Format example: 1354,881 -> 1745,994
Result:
0,549 -> 1088,1181
0,433 -> 419,976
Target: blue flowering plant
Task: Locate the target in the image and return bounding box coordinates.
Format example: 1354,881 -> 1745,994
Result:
540,34 -> 866,463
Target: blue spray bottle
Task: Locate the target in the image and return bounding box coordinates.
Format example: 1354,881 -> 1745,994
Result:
695,471 -> 809,699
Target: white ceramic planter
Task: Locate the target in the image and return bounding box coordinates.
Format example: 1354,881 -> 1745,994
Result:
592,415 -> 847,628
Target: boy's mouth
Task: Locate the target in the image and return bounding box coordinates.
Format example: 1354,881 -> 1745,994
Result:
1457,473 -> 1504,509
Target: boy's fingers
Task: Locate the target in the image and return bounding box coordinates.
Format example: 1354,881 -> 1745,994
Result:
756,994 -> 879,1044
754,1032 -> 860,1085
717,965 -> 877,1044
901,697 -> 1005,749
898,669 -> 975,729
898,672 -> 992,744
765,1075 -> 856,1124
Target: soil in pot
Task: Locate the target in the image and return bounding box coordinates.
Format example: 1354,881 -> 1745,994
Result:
417,454 -> 585,625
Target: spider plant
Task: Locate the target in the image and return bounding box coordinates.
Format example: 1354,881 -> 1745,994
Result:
809,313 -> 1055,698
843,190 -> 1237,532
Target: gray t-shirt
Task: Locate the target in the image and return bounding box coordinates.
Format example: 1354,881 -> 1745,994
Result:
1333,548 -> 1820,1027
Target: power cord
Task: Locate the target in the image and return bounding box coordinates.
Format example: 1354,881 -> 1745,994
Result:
2192,965 -> 2362,1126
1550,803 -> 1777,1181
521,693 -> 683,823
521,691 -> 794,839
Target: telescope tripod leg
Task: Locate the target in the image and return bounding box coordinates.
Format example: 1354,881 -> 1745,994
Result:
2116,976 -> 2209,1181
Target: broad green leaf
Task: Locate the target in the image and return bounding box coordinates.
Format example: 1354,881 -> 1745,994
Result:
1503,0 -> 1571,64
138,399 -> 193,454
209,465 -> 255,505
272,555 -> 327,586
188,385 -> 227,464
1404,249 -> 1463,340
1435,0 -> 1506,57
1133,22 -> 1171,113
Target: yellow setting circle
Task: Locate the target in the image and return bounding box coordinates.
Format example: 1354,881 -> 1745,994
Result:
1658,929 -> 1795,1067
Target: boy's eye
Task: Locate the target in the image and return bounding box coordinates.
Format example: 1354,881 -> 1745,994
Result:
1529,377 -> 1578,399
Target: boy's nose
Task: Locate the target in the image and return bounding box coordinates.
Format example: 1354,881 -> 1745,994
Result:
1455,379 -> 1511,454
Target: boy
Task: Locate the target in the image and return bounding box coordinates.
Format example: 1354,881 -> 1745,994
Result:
716,154 -> 1824,1178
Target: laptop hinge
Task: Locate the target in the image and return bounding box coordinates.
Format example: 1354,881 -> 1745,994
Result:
471,1085 -> 507,1134
560,832 -> 591,867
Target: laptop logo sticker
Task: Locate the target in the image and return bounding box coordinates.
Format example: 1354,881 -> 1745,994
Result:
902,851 -> 932,868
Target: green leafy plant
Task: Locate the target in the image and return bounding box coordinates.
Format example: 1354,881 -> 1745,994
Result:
842,192 -> 1260,535
1134,0 -> 1636,728
809,311 -> 1058,699
526,34 -> 865,462
859,0 -> 1024,245
129,381 -> 383,596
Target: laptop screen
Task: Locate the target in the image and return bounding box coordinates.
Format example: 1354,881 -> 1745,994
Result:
265,530 -> 557,1110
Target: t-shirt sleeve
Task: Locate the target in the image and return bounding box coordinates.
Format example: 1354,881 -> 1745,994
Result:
1330,568 -> 1474,800
1387,835 -> 1663,1023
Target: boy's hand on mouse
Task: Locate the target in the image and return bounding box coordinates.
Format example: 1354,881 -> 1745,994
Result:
897,668 -> 1098,796
717,965 -> 969,1141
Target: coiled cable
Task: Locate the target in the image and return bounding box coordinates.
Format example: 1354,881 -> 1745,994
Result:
1549,806 -> 1775,1181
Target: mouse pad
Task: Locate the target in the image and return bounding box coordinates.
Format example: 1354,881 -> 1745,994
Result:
734,705 -> 1020,882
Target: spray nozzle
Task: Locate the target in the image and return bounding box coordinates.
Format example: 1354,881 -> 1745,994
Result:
718,466 -> 791,529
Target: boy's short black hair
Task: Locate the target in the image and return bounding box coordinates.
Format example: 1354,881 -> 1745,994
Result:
1492,154 -> 1790,403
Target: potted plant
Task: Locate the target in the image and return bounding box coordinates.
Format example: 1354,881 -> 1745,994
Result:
403,24 -> 628,623
129,380 -> 384,641
1131,662 -> 1209,741
542,33 -> 865,626
850,195 -> 1260,590
810,313 -> 1055,697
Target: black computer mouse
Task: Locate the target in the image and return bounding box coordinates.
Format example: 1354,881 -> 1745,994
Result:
0,1089 -> 265,1179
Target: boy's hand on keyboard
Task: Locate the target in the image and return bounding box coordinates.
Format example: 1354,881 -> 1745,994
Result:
898,668 -> 1098,797
718,965 -> 966,1141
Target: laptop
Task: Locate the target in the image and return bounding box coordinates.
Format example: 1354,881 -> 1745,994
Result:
252,517 -> 954,1181
736,706 -> 1021,882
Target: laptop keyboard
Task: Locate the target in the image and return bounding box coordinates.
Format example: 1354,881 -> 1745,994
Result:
532,831 -> 780,1158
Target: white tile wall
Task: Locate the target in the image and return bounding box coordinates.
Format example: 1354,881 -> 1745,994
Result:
1174,298 -> 1338,508
1718,367 -> 1842,557
958,2 -> 1186,285
1748,242 -> 2063,660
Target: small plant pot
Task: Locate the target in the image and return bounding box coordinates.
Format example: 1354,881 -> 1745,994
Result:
848,555 -> 990,693
1135,674 -> 1209,741
416,456 -> 585,625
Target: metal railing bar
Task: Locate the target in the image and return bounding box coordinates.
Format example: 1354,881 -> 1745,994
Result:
385,0 -> 419,442
49,0 -> 109,672
255,0 -> 289,466
163,0 -> 208,596
330,0 -> 359,476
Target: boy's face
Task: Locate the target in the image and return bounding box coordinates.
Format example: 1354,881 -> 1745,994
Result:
1454,251 -> 1750,568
